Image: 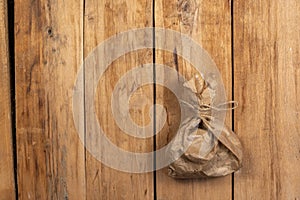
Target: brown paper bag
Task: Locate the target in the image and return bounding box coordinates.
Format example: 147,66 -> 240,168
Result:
167,75 -> 243,179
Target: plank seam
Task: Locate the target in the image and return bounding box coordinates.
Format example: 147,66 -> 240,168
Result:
83,0 -> 87,199
7,0 -> 18,199
231,0 -> 235,200
152,0 -> 157,199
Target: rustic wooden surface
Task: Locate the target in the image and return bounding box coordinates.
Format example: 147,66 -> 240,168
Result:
234,0 -> 300,199
0,0 -> 16,199
155,0 -> 233,199
15,0 -> 86,199
3,0 -> 299,199
84,0 -> 154,199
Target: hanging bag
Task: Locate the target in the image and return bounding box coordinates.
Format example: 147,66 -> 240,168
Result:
167,75 -> 243,179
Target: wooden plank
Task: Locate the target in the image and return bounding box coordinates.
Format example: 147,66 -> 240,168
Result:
234,0 -> 300,199
15,0 -> 85,199
155,0 -> 233,199
0,0 -> 16,199
84,0 -> 154,199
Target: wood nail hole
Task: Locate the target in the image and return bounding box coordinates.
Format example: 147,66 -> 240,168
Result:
47,27 -> 53,37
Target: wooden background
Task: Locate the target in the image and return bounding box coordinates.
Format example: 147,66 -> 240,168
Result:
0,0 -> 300,199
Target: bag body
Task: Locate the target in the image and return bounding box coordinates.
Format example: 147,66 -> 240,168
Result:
167,75 -> 243,179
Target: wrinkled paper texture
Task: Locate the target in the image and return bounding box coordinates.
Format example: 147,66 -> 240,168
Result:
167,75 -> 243,179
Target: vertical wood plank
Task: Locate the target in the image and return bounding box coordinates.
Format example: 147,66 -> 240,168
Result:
84,0 -> 154,199
234,0 -> 300,199
155,0 -> 233,199
0,0 -> 16,199
15,0 -> 85,199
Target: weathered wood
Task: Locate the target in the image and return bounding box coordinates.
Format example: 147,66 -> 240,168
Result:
15,0 -> 85,199
11,0 -> 300,198
0,0 -> 16,199
234,0 -> 300,199
84,0 -> 154,199
155,0 -> 233,199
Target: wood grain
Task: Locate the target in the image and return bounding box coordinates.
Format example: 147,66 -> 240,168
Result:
0,0 -> 16,199
234,0 -> 300,199
155,0 -> 233,199
15,0 -> 85,199
10,0 -> 300,198
84,0 -> 154,199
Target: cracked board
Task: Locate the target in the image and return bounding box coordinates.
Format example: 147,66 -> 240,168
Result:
0,0 -> 15,199
155,0 -> 233,199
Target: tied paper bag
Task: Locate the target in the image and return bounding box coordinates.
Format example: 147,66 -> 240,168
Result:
167,75 -> 243,179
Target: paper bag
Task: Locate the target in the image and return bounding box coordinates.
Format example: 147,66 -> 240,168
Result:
167,75 -> 243,179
